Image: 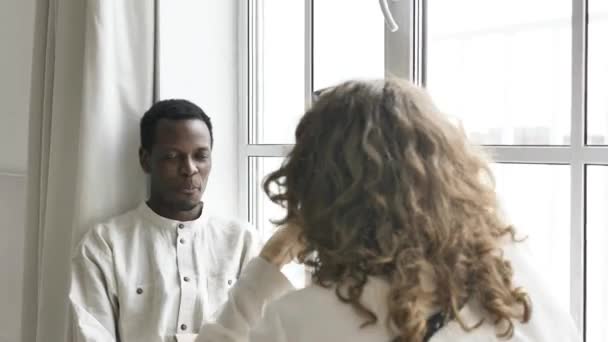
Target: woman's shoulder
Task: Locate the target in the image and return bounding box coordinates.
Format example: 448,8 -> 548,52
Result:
265,278 -> 394,341
271,282 -> 340,311
273,276 -> 391,308
269,277 -> 392,326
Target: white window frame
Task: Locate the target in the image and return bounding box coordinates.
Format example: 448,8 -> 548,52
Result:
239,0 -> 607,337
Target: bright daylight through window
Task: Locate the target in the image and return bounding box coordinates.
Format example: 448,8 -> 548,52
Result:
243,1 -> 608,340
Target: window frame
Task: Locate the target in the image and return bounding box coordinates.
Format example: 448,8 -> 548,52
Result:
239,0 -> 607,338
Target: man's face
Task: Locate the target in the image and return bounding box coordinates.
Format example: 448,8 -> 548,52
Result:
140,119 -> 212,211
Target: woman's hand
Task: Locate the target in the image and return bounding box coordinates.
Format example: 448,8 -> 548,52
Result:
260,224 -> 305,268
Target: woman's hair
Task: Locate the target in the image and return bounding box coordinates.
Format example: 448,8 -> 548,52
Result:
263,79 -> 531,342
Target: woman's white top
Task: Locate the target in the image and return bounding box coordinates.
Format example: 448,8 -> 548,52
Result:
193,240 -> 581,342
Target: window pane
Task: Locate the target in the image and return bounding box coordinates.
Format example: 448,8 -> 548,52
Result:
253,1 -> 306,144
587,1 -> 608,145
586,166 -> 608,340
249,157 -> 284,239
249,157 -> 306,288
492,164 -> 571,311
313,0 -> 384,91
427,0 -> 571,145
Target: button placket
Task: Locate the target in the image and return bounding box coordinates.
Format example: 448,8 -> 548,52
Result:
175,224 -> 197,333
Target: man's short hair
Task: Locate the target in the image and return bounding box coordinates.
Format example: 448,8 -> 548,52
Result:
140,99 -> 213,150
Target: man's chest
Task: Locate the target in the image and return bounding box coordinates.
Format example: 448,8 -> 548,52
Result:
109,231 -> 244,335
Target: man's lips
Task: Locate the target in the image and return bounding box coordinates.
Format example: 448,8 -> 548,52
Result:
177,185 -> 201,194
179,188 -> 198,193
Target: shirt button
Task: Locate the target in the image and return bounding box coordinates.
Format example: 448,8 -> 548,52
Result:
183,276 -> 190,282
179,238 -> 186,244
227,279 -> 232,285
136,288 -> 143,295
178,224 -> 184,229
180,324 -> 187,331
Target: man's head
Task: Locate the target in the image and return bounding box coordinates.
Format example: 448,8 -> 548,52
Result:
139,99 -> 213,213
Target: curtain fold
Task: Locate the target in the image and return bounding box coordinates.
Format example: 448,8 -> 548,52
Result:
74,0 -> 155,242
23,0 -> 156,340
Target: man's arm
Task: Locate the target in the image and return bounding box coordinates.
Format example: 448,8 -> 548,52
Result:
69,228 -> 119,342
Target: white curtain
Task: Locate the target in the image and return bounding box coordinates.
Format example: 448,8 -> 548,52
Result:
22,0 -> 156,340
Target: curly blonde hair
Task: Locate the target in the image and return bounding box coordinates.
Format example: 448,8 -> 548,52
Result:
263,79 -> 531,341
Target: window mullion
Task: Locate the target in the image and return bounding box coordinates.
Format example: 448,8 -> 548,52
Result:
570,162 -> 586,337
239,0 -> 253,220
570,0 -> 588,335
305,0 -> 313,107
412,0 -> 427,85
385,0 -> 413,80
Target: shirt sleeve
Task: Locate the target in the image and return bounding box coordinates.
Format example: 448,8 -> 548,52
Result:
238,223 -> 263,274
248,303 -> 288,342
69,226 -> 119,342
195,257 -> 294,342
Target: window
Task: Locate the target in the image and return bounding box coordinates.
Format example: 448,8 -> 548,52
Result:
242,0 -> 396,286
427,0 -> 571,145
426,1 -> 607,338
242,1 -> 608,338
586,166 -> 608,341
249,0 -> 386,145
492,163 -> 571,311
587,0 -> 608,144
249,1 -> 305,145
313,0 -> 384,91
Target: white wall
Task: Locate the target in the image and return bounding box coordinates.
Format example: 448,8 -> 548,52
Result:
0,176 -> 26,342
0,1 -> 34,174
158,0 -> 240,218
0,0 -> 36,341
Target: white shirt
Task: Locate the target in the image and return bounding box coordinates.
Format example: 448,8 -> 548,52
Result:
195,239 -> 581,342
69,202 -> 260,342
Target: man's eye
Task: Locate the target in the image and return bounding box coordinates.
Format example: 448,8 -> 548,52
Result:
196,154 -> 209,161
165,153 -> 178,159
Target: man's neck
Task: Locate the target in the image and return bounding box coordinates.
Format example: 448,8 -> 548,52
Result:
146,199 -> 203,222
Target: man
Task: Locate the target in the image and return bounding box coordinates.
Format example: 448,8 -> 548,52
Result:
70,99 -> 260,341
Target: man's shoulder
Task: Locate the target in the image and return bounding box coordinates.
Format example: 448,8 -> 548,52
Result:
74,205 -> 142,256
206,215 -> 259,242
89,206 -> 141,234
207,215 -> 255,234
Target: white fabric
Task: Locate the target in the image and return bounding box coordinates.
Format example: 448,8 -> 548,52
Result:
196,241 -> 581,342
70,202 -> 260,342
196,257 -> 295,342
24,0 -> 155,341
176,335 -> 198,342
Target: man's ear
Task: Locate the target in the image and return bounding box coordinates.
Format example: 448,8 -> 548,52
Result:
139,147 -> 151,174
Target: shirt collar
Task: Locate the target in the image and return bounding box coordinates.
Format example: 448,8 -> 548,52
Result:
137,201 -> 208,231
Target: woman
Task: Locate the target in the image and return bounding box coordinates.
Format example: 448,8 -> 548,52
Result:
195,79 -> 580,342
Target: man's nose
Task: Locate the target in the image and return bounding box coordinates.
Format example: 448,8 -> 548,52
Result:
180,156 -> 198,176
